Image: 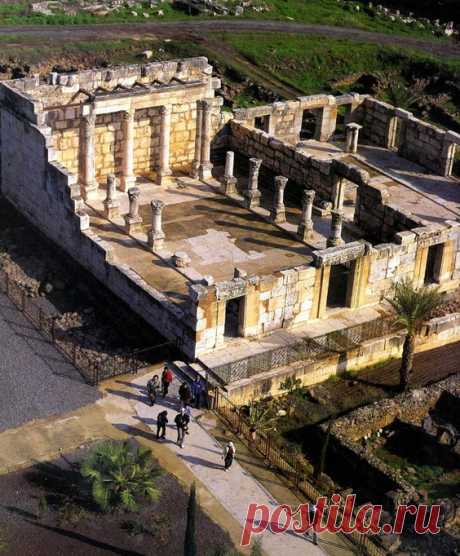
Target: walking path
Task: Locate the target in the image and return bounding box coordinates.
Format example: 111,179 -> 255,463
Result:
133,372 -> 327,556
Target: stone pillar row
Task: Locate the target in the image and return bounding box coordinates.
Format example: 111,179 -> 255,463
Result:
270,176 -> 288,223
327,210 -> 344,247
80,104 -> 175,200
297,189 -> 315,241
192,99 -> 213,180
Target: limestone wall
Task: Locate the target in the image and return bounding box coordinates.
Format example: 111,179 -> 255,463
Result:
357,97 -> 460,176
229,120 -> 336,201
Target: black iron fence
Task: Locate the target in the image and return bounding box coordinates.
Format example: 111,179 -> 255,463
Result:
211,317 -> 399,383
213,389 -> 387,556
0,268 -> 171,385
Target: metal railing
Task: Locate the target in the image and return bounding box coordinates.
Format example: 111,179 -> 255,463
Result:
0,268 -> 171,385
211,317 -> 399,383
213,389 -> 387,556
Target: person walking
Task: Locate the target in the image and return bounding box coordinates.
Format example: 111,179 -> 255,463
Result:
222,441 -> 236,471
179,381 -> 192,408
156,409 -> 168,440
191,376 -> 204,409
146,375 -> 160,406
175,408 -> 189,448
161,364 -> 173,398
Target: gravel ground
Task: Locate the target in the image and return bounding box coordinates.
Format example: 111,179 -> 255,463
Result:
0,291 -> 99,432
0,443 -> 234,556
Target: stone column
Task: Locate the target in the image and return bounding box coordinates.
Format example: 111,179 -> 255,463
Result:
270,176 -> 288,223
327,210 -> 344,247
148,199 -> 166,250
297,189 -> 315,241
199,99 -> 213,180
345,123 -> 362,154
221,150 -> 238,195
80,112 -> 98,200
124,187 -> 143,234
243,158 -> 262,209
103,174 -> 120,219
191,100 -> 203,179
157,105 -> 172,186
331,175 -> 345,211
120,109 -> 136,192
441,132 -> 460,177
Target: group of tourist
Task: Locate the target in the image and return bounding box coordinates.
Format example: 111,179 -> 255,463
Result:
145,364 -> 236,471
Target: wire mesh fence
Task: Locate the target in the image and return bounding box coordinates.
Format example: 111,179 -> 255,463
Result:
0,268 -> 171,385
214,389 -> 387,556
212,316 -> 398,383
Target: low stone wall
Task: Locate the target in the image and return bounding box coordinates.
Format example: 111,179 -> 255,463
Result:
224,313 -> 460,404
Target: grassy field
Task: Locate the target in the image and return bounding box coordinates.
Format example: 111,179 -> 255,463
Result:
224,32 -> 460,94
0,0 -> 449,40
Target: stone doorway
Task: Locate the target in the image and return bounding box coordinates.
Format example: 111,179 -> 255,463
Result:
224,296 -> 244,338
327,262 -> 352,309
300,110 -> 317,140
424,244 -> 443,285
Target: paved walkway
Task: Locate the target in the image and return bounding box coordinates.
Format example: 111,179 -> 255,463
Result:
0,291 -> 99,432
133,372 -> 327,556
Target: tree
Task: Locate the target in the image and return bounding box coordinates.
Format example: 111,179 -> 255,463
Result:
387,279 -> 441,391
81,441 -> 161,512
184,482 -> 197,556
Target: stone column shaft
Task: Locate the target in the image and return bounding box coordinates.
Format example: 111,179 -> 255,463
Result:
345,123 -> 362,154
157,105 -> 172,186
270,176 -> 288,223
124,186 -> 143,234
243,158 -> 262,209
297,189 -> 315,241
103,174 -> 120,219
81,113 -> 98,200
221,150 -> 237,195
332,176 -> 345,211
148,199 -> 166,250
191,100 -> 203,179
121,109 -> 136,192
199,100 -> 213,180
327,210 -> 344,247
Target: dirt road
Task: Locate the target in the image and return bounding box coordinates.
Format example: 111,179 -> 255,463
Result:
1,19 -> 460,59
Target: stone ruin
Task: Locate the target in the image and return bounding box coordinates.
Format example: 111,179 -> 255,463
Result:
1,58 -> 460,384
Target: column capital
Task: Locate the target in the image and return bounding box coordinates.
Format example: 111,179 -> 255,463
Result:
159,104 -> 172,116
275,175 -> 288,190
122,108 -> 135,121
151,199 -> 165,214
128,186 -> 140,201
303,189 -> 316,203
249,158 -> 263,173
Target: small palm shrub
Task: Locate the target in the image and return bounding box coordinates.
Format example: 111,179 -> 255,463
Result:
81,441 -> 161,512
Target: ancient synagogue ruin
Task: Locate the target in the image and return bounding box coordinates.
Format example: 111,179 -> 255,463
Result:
1,57 -> 460,394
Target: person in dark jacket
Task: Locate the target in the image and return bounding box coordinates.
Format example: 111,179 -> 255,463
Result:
179,382 -> 192,408
156,410 -> 168,440
146,375 -> 160,406
222,441 -> 236,471
191,376 -> 204,409
174,408 -> 190,448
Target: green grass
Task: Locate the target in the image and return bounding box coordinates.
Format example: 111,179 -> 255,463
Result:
0,0 -> 448,41
224,33 -> 460,95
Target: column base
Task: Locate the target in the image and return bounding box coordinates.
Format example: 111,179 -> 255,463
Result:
156,168 -> 172,187
82,182 -> 99,201
270,206 -> 286,224
148,230 -> 166,251
124,215 -> 143,235
103,200 -> 120,220
221,176 -> 238,196
190,161 -> 201,179
243,189 -> 261,209
297,222 -> 313,242
199,163 -> 213,181
120,175 -> 136,192
326,237 -> 344,248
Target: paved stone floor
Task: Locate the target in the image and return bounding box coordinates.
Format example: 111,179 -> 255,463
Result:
133,372 -> 328,556
0,291 -> 99,432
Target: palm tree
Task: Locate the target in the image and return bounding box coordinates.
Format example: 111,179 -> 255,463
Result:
81,441 -> 161,512
387,279 -> 441,391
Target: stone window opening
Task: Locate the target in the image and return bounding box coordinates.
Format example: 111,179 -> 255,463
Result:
300,109 -> 317,140
326,262 -> 353,309
424,243 -> 444,285
254,115 -> 270,133
224,296 -> 245,338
